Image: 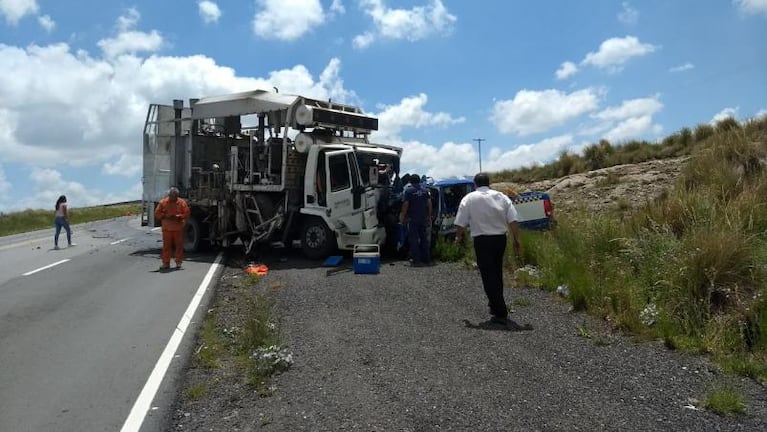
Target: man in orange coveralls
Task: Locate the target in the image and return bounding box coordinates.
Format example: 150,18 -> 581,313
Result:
154,187 -> 191,270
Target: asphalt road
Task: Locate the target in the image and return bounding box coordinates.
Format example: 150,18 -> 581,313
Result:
0,217 -> 222,432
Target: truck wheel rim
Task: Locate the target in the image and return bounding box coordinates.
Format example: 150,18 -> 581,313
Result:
306,226 -> 325,249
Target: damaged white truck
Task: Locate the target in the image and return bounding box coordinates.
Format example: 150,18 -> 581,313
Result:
141,90 -> 402,259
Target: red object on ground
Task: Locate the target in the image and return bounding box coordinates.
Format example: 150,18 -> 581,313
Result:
245,264 -> 269,276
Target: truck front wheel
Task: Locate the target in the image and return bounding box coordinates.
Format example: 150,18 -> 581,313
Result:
301,217 -> 335,260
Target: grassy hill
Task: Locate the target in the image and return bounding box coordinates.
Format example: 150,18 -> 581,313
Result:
498,116 -> 767,383
0,203 -> 141,237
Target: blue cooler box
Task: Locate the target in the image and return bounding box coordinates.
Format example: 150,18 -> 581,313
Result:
353,244 -> 380,274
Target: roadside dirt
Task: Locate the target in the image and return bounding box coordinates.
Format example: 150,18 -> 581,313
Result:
493,156 -> 687,214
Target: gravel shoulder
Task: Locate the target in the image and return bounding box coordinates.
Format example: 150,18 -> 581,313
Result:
169,252 -> 767,431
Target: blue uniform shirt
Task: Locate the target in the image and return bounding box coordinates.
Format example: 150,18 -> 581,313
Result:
404,184 -> 430,225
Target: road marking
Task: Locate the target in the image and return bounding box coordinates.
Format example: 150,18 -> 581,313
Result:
110,238 -> 130,245
120,252 -> 224,432
150,227 -> 161,232
23,259 -> 71,276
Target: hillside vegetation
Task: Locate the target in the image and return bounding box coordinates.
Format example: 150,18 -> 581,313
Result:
495,116 -> 767,382
0,204 -> 141,237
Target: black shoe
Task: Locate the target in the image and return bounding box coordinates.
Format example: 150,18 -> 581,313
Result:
490,316 -> 509,325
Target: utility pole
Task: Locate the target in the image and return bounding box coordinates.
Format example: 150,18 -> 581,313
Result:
473,138 -> 485,172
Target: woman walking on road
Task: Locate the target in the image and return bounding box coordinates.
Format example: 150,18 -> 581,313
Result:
54,195 -> 74,250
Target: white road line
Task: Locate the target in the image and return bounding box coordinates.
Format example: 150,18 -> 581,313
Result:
23,259 -> 71,276
110,238 -> 130,245
150,227 -> 161,232
120,252 -> 224,432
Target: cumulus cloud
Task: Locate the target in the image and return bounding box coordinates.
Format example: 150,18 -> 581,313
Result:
397,140 -> 478,178
37,13 -> 54,31
371,93 -> 464,142
98,9 -> 163,58
0,0 -> 38,24
0,38 -> 357,206
755,109 -> 767,119
603,116 -> 662,142
711,106 -> 739,124
669,62 -> 694,72
593,95 -> 663,121
198,1 -> 221,24
581,36 -> 656,71
102,154 -> 142,176
353,0 -> 456,49
330,0 -> 345,15
555,61 -> 578,80
482,135 -> 575,173
252,0 -> 325,41
734,0 -> 767,15
618,2 -> 639,25
7,167 -> 143,212
590,95 -> 664,142
490,88 -> 602,136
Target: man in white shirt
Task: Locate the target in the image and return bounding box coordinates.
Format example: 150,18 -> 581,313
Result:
454,173 -> 521,324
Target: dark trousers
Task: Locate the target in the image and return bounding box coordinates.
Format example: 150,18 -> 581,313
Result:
54,216 -> 71,246
473,234 -> 508,319
408,222 -> 431,263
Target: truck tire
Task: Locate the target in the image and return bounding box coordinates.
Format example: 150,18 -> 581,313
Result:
301,217 -> 335,260
184,216 -> 202,252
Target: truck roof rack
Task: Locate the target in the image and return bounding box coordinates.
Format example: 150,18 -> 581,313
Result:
190,89 -> 378,134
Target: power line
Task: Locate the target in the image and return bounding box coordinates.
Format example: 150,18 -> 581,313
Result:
473,138 -> 485,172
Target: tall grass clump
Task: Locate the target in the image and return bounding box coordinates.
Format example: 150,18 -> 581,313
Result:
518,115 -> 767,381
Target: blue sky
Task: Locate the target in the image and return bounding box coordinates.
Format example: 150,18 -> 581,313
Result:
0,0 -> 765,211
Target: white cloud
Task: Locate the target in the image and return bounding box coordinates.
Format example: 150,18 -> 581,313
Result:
353,32 -> 376,49
581,36 -> 656,71
0,0 -> 38,24
398,140 -> 478,178
252,0 -> 325,41
590,95 -> 664,142
755,109 -> 767,119
0,41 -> 356,173
37,14 -> 54,32
618,2 -> 639,25
98,9 -> 163,58
354,0 -> 456,49
555,61 -> 578,80
116,8 -> 140,32
669,62 -> 694,72
98,30 -> 163,58
603,116 -> 661,142
490,88 -> 601,136
330,0 -> 345,15
102,154 -> 142,176
370,93 -> 464,142
198,1 -> 222,24
8,168 -> 142,211
483,135 -> 575,173
734,0 -> 767,15
593,95 -> 663,121
711,106 -> 739,124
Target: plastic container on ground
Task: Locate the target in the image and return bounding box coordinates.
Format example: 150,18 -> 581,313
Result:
353,244 -> 380,274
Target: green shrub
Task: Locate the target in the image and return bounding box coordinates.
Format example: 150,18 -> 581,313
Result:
715,117 -> 741,134
433,235 -> 468,262
704,387 -> 747,416
694,123 -> 715,142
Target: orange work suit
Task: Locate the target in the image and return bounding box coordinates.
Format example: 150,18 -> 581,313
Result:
154,197 -> 191,267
